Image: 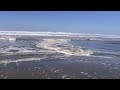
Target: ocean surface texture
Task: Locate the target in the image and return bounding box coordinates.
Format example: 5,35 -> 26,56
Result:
0,31 -> 120,79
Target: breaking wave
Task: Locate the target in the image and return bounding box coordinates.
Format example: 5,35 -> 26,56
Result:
36,39 -> 93,56
0,31 -> 120,38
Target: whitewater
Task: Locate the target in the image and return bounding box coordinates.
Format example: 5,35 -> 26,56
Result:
0,31 -> 120,79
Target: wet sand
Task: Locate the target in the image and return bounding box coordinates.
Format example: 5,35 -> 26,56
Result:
0,56 -> 120,79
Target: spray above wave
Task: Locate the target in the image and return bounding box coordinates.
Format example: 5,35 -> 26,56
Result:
36,39 -> 93,56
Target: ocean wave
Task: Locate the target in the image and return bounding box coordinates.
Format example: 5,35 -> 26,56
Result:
36,39 -> 93,56
0,31 -> 120,38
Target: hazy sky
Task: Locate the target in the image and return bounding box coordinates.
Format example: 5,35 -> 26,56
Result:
0,11 -> 120,35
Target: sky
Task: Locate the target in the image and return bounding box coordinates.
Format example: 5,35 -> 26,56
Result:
0,11 -> 120,35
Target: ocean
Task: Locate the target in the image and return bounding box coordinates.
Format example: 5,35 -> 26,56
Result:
0,31 -> 120,79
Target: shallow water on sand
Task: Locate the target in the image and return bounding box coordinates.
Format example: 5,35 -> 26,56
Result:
0,36 -> 120,79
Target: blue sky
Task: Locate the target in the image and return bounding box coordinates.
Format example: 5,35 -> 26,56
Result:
0,11 -> 120,35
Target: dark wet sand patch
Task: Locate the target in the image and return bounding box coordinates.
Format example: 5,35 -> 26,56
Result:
0,57 -> 120,79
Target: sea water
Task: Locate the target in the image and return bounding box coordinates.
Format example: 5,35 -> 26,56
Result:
0,32 -> 120,79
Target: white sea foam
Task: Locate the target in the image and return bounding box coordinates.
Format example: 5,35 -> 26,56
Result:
0,36 -> 16,41
0,53 -> 67,65
0,46 -> 62,55
0,31 -> 120,38
0,47 -> 38,55
91,55 -> 112,59
0,58 -> 44,65
36,39 -> 93,56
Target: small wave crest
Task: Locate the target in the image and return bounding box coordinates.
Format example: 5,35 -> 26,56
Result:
36,39 -> 93,56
